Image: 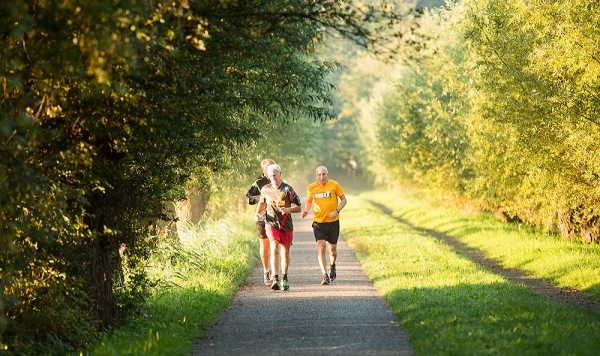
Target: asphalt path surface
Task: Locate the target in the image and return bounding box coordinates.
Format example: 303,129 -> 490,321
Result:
192,212 -> 414,355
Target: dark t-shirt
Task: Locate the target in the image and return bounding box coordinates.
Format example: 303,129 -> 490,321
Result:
246,174 -> 270,205
259,181 -> 301,232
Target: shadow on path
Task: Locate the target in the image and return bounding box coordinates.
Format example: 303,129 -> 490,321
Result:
191,213 -> 414,356
369,200 -> 600,314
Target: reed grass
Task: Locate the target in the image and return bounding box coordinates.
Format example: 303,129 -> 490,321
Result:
85,216 -> 257,356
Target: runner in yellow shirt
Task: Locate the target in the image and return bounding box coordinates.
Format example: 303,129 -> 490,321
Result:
302,166 -> 347,285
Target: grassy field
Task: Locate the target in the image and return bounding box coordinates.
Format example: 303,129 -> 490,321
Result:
342,190 -> 600,355
85,216 -> 258,356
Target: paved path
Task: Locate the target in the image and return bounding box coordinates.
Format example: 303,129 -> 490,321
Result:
192,213 -> 414,356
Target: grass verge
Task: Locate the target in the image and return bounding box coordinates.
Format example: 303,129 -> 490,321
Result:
367,190 -> 600,297
342,190 -> 600,355
84,215 -> 257,356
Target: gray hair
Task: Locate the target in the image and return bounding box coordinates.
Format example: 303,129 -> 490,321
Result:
316,166 -> 328,173
267,163 -> 282,174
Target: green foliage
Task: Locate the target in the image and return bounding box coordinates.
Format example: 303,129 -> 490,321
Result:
376,63 -> 470,198
87,215 -> 256,355
318,42 -> 391,184
457,0 -> 600,237
370,7 -> 472,198
366,189 -> 600,296
284,1 -> 442,188
1,0 -> 412,353
369,1 -> 600,242
305,37 -> 407,189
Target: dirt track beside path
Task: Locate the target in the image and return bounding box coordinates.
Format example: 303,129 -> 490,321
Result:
371,201 -> 600,315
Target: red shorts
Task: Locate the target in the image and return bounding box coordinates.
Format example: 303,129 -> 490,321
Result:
266,228 -> 294,248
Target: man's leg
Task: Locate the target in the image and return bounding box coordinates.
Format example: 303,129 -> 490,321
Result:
260,237 -> 271,285
328,242 -> 337,267
278,230 -> 293,290
317,240 -> 331,285
281,245 -> 291,276
317,240 -> 327,275
257,222 -> 270,282
280,245 -> 291,290
269,238 -> 281,290
265,228 -> 284,289
326,221 -> 340,281
327,242 -> 338,281
260,237 -> 270,271
270,240 -> 280,277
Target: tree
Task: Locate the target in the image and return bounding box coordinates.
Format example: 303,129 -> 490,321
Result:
459,0 -> 600,237
368,0 -> 600,242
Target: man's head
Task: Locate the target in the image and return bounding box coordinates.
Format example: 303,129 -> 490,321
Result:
261,158 -> 275,176
267,164 -> 282,186
315,166 -> 329,186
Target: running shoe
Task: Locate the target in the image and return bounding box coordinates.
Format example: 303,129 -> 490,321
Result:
264,271 -> 271,286
321,274 -> 331,285
282,279 -> 290,291
328,263 -> 336,281
271,277 -> 281,290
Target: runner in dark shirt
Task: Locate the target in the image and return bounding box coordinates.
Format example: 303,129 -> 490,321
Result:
245,158 -> 275,285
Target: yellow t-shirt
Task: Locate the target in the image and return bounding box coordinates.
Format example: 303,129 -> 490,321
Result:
306,179 -> 344,223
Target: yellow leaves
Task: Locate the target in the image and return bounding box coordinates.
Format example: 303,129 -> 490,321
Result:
45,105 -> 63,118
186,36 -> 207,51
579,58 -> 600,84
103,225 -> 117,236
167,29 -> 176,41
195,23 -> 210,38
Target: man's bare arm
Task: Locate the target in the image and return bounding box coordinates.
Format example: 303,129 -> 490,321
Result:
302,199 -> 313,218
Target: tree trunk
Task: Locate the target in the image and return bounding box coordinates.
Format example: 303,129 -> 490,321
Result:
175,188 -> 211,228
84,200 -> 119,331
580,216 -> 599,243
90,235 -> 119,331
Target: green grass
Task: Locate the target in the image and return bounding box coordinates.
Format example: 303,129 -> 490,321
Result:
84,216 -> 257,355
81,189 -> 600,355
342,190 -> 600,355
366,190 -> 600,297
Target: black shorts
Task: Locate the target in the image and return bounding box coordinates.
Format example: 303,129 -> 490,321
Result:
312,220 -> 340,244
256,221 -> 268,239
